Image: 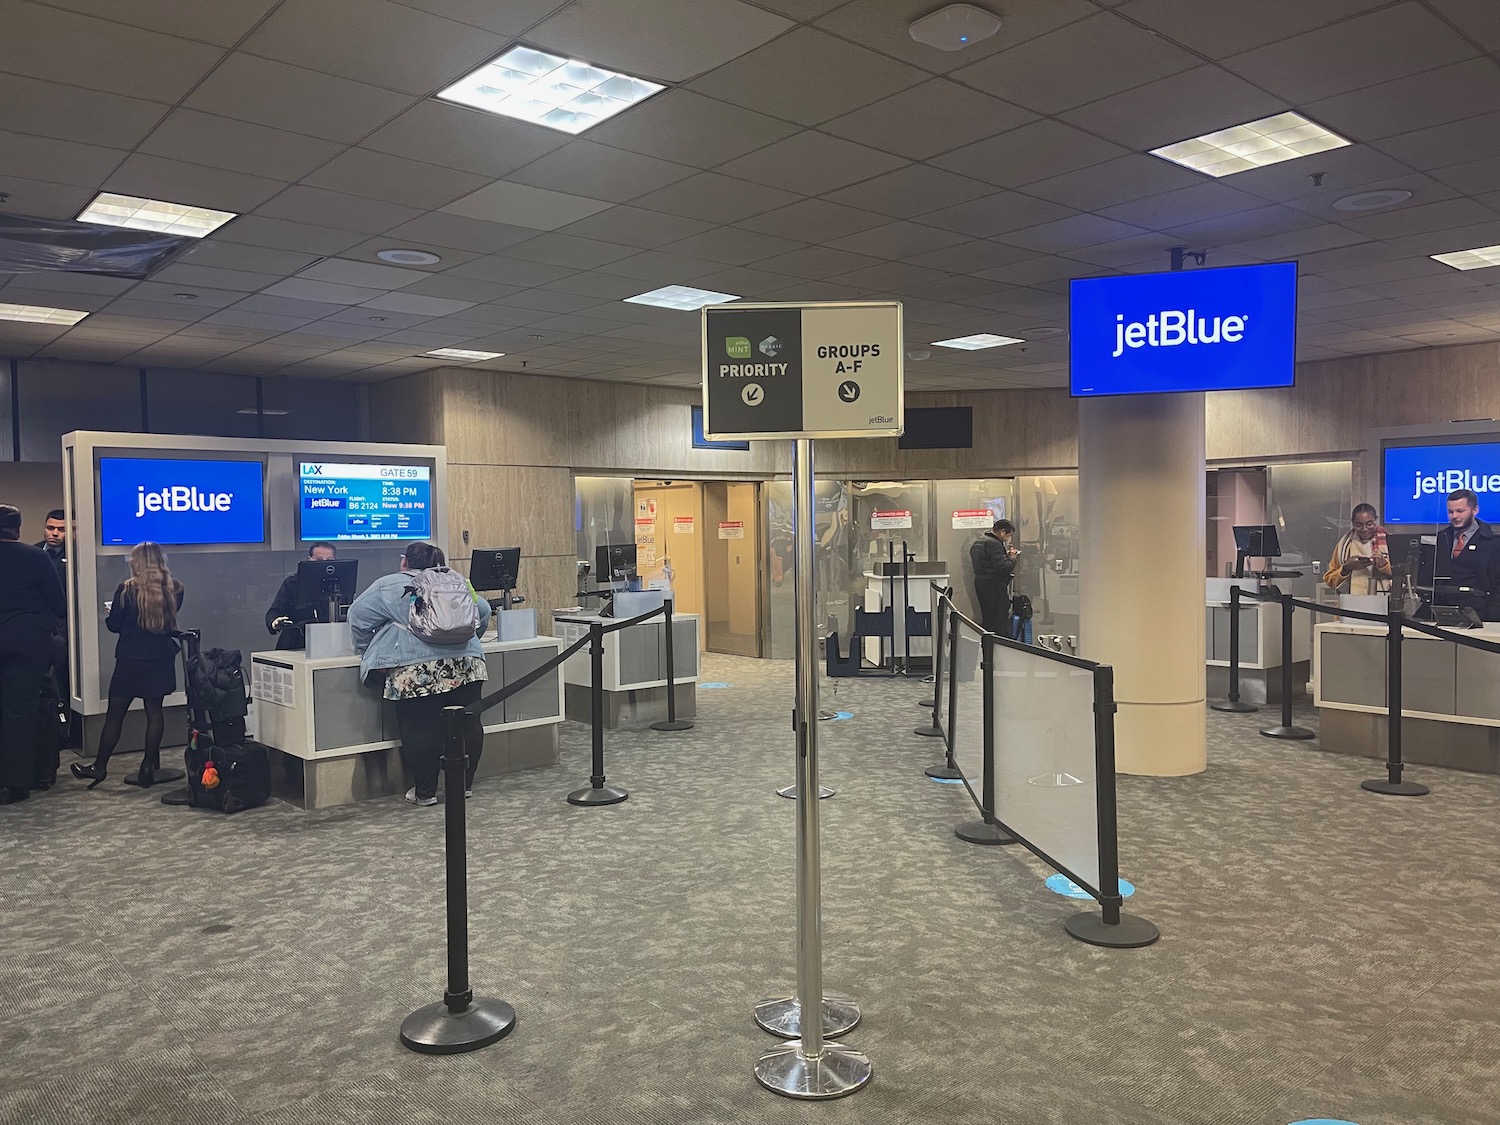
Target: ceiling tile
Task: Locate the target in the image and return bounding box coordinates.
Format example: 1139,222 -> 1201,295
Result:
0,130 -> 123,188
735,199 -> 889,243
821,79 -> 1037,161
828,261 -> 948,291
1060,66 -> 1289,151
1160,204 -> 1323,244
1224,146 -> 1427,206
303,148 -> 491,209
256,186 -> 425,234
1306,60 -> 1500,145
999,215 -> 1150,254
749,246 -> 889,281
1340,198 -> 1498,239
443,256 -> 580,287
716,132 -> 908,196
138,109 -> 344,181
391,0 -> 567,34
932,119 -> 1129,188
262,278 -> 384,305
297,259 -> 426,289
902,240 -> 1036,274
1223,4 -> 1477,104
814,0 -> 1100,75
687,266 -> 808,296
689,27 -> 927,126
381,212 -> 538,254
588,90 -> 800,168
440,181 -> 615,230
1012,154 -> 1204,212
552,206 -> 716,249
913,192 -> 1079,238
215,216 -> 368,256
1428,153 -> 1500,196
530,0 -> 793,82
103,153 -> 288,212
178,242 -> 322,276
656,228 -> 806,266
1396,219 -> 1500,257
953,12 -> 1198,115
504,141 -> 697,204
594,249 -> 721,284
1428,0 -> 1500,51
241,0 -> 505,95
340,238 -> 479,272
398,275 -> 524,303
824,165 -> 993,219
1116,0 -> 1390,57
0,74 -> 168,150
361,101 -> 569,179
1219,224 -> 1372,261
202,308 -> 319,331
0,3 -> 224,102
504,233 -> 641,269
828,221 -> 968,260
358,292 -> 475,316
489,289 -> 601,314
1096,181 -> 1268,229
630,172 -> 801,224
1375,112 -> 1500,172
38,0 -> 281,45
542,273 -> 654,300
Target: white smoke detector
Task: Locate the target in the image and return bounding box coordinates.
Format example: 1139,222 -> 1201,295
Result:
908,4 -> 1002,51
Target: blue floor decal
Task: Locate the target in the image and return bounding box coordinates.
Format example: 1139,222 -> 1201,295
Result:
699,682 -> 732,689
1046,874 -> 1135,899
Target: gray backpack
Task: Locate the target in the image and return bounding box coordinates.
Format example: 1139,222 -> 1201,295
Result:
403,566 -> 481,645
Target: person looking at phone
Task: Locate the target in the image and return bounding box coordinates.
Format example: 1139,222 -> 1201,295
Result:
970,518 -> 1019,634
1323,504 -> 1390,595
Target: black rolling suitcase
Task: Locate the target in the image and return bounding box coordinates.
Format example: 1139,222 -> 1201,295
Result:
166,631 -> 272,813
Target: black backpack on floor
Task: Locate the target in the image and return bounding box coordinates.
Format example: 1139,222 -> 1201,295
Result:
184,728 -> 272,814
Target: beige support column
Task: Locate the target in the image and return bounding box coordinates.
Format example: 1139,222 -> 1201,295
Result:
1078,393 -> 1207,776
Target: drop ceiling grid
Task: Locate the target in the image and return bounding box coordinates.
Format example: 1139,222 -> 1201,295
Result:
0,0 -> 1497,382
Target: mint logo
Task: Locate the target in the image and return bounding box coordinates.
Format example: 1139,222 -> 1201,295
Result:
759,335 -> 782,358
725,336 -> 752,359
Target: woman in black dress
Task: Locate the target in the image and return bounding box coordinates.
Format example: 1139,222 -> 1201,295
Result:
0,504 -> 66,803
71,542 -> 183,789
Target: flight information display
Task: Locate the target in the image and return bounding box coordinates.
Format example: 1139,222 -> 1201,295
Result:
298,462 -> 432,541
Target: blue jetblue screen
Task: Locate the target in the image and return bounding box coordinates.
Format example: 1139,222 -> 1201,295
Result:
1384,442 -> 1500,525
1069,262 -> 1297,397
299,462 -> 431,541
99,457 -> 265,546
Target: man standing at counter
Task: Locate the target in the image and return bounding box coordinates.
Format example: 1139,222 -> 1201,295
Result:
1323,504 -> 1391,595
1435,488 -> 1500,619
266,542 -> 337,650
970,518 -> 1018,634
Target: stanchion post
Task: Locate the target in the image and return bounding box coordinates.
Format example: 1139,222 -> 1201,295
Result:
1064,667 -> 1159,949
400,706 -> 517,1053
915,589 -> 946,743
1362,610 -> 1430,797
957,632 -> 1014,845
1260,588 -> 1315,740
568,622 -> 628,806
1211,584 -> 1258,713
651,597 -> 694,732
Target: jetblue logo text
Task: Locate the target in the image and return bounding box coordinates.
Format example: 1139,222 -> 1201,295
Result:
1111,310 -> 1246,357
1411,467 -> 1500,499
136,485 -> 233,518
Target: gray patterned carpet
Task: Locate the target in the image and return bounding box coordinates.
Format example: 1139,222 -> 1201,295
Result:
3,654 -> 1497,1125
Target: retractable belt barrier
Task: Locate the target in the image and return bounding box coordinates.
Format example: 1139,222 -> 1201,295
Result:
937,594 -> 1158,949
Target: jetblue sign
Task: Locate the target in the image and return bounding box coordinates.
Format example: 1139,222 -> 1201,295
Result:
99,457 -> 266,545
1069,262 -> 1297,397
1384,441 -> 1500,524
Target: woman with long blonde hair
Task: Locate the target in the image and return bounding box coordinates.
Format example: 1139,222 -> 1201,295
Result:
72,542 -> 185,789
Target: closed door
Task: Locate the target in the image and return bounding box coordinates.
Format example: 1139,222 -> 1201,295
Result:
703,482 -> 761,656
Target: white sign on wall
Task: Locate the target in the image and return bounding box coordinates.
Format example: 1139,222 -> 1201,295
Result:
718,521 -> 745,539
870,509 -> 912,530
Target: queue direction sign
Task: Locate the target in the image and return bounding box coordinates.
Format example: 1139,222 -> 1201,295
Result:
702,301 -> 903,441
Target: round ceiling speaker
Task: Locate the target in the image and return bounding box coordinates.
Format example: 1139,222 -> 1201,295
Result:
376,248 -> 442,265
1332,189 -> 1412,212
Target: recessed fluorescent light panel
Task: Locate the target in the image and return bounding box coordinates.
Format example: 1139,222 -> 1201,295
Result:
624,285 -> 740,311
0,303 -> 89,325
1431,244 -> 1500,271
932,333 -> 1025,350
1150,112 -> 1350,178
437,46 -> 664,135
77,192 -> 238,237
424,348 -> 506,361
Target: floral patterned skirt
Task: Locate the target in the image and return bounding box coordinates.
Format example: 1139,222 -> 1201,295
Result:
382,655 -> 488,701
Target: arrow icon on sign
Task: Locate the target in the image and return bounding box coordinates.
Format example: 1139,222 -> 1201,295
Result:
838,380 -> 860,403
742,383 -> 765,406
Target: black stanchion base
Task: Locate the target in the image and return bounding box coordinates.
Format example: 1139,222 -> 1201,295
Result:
567,784 -> 628,807
925,765 -> 963,780
913,725 -> 941,738
650,719 -> 695,732
1260,725 -> 1316,740
400,996 -> 517,1055
1210,700 -> 1259,713
159,786 -> 194,806
955,820 -> 1015,846
1064,911 -> 1160,948
1361,778 -> 1430,797
125,767 -> 185,787
917,698 -> 934,709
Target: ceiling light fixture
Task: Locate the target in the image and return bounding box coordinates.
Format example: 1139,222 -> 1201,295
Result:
437,45 -> 664,135
624,285 -> 740,311
932,333 -> 1025,350
376,248 -> 442,265
908,4 -> 1002,51
1431,244 -> 1500,271
1332,189 -> 1413,212
425,348 -> 506,361
77,192 -> 237,237
1149,112 -> 1351,178
0,303 -> 89,325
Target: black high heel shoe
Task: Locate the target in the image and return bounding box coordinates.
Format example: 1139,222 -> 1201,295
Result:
136,764 -> 155,789
70,763 -> 107,790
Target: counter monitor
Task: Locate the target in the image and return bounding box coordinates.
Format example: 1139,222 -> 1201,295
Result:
299,461 -> 431,541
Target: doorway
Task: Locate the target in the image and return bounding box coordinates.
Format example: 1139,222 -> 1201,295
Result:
702,481 -> 762,656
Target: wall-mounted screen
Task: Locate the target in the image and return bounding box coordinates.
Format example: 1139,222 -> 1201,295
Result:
1383,441 -> 1500,525
899,406 -> 972,450
691,405 -> 749,451
99,457 -> 266,546
299,462 -> 432,541
1069,261 -> 1298,397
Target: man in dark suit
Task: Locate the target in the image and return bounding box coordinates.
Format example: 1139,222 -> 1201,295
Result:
969,518 -> 1018,634
1435,488 -> 1500,620
34,509 -> 71,747
266,542 -> 337,650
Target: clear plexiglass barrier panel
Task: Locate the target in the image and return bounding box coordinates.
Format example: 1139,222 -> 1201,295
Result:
990,642 -> 1101,894
946,618 -> 985,797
